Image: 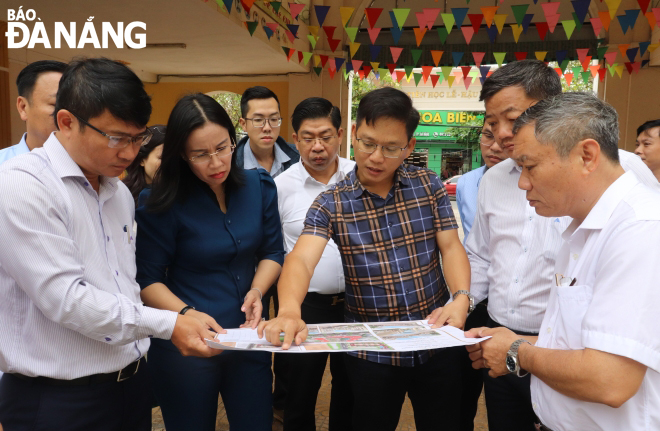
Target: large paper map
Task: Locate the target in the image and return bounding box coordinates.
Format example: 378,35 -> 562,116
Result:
205,320 -> 489,353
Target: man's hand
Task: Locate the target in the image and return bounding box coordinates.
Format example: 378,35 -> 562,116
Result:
170,314 -> 224,357
426,295 -> 469,329
465,326 -> 522,377
240,289 -> 263,329
257,312 -> 308,349
185,309 -> 225,333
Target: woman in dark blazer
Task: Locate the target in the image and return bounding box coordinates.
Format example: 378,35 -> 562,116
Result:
135,93 -> 284,431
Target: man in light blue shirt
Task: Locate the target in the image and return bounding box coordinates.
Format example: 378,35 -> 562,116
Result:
0,60 -> 67,165
456,123 -> 507,241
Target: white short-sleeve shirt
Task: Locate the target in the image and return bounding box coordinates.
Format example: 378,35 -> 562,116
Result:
532,172 -> 660,431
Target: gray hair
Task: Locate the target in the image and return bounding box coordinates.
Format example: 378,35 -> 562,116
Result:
512,92 -> 620,162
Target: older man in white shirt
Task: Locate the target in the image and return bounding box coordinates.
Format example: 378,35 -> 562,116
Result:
468,92 -> 660,431
275,97 -> 355,431
465,60 -> 660,431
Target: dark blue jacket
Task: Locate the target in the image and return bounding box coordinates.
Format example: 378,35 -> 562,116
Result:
235,135 -> 300,172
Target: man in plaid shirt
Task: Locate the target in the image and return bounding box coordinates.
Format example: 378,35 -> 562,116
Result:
260,87 -> 472,430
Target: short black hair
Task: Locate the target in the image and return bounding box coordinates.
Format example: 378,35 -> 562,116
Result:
480,59 -> 562,102
147,93 -> 244,213
16,60 -> 67,100
291,97 -> 341,133
122,125 -> 166,205
637,120 -> 660,137
54,57 -> 152,130
355,87 -> 419,140
240,86 -> 280,118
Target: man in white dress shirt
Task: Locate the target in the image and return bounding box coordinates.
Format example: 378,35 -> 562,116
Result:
275,97 -> 355,431
0,58 -> 221,431
465,60 -> 660,431
0,60 -> 66,164
467,92 -> 660,431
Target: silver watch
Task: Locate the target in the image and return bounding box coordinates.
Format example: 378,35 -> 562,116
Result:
453,290 -> 475,314
506,339 -> 532,377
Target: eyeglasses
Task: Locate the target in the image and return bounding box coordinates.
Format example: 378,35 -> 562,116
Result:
70,112 -> 153,149
188,144 -> 236,164
244,117 -> 282,128
480,131 -> 497,147
299,135 -> 337,145
354,138 -> 408,159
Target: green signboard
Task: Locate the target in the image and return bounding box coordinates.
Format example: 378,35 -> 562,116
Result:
413,110 -> 484,142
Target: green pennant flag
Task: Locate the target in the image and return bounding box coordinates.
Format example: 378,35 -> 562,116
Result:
247,21 -> 259,36
413,72 -> 423,86
392,8 -> 410,29
572,12 -> 584,31
607,63 -> 617,77
597,46 -> 608,60
560,59 -> 570,71
581,71 -> 591,84
493,52 -> 507,66
343,68 -> 350,80
562,20 -> 576,39
379,68 -> 389,78
314,67 -> 323,76
572,66 -> 582,76
302,51 -> 313,65
345,27 -> 358,43
404,65 -> 414,78
441,13 -> 455,31
270,1 -> 281,13
510,4 -> 529,25
440,66 -> 452,80
411,49 -> 423,66
437,27 -> 449,44
307,35 -> 317,49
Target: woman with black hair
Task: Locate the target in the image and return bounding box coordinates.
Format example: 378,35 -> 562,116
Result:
122,125 -> 165,205
135,93 -> 284,431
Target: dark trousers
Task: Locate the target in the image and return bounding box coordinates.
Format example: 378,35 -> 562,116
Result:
0,361 -> 152,431
284,294 -> 353,431
459,301 -> 489,431
344,347 -> 463,431
148,341 -> 272,431
482,316 -> 538,431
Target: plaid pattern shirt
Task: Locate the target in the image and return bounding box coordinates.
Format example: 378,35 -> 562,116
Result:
302,164 -> 458,366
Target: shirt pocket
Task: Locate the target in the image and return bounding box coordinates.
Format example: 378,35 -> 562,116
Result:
556,284 -> 593,350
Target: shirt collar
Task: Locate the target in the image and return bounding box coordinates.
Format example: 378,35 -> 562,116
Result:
17,133 -> 29,152
243,138 -> 291,176
42,133 -> 120,192
349,164 -> 410,198
577,171 -> 639,231
298,156 -> 351,186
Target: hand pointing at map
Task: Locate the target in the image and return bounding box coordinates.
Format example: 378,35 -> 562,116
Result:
257,312 -> 309,349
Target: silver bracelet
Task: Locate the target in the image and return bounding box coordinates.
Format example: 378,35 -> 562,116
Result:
245,288 -> 263,302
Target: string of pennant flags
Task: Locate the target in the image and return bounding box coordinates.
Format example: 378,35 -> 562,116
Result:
212,0 -> 660,88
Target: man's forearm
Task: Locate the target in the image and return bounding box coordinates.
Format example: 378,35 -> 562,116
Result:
276,253 -> 314,316
442,240 -> 471,294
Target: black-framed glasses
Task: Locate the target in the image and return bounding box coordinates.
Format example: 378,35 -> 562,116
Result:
187,144 -> 236,164
354,138 -> 408,159
299,135 -> 337,145
244,117 -> 282,128
70,112 -> 153,149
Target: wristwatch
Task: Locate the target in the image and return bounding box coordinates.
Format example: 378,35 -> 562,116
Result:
506,339 -> 532,377
453,290 -> 475,314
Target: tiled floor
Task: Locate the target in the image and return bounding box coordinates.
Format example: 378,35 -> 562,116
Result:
151,201 -> 490,430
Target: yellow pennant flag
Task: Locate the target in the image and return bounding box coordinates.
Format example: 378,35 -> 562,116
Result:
494,14 -> 507,34
308,25 -> 319,37
314,55 -> 321,67
510,24 -> 523,42
535,51 -> 548,62
349,42 -> 361,58
340,7 -> 354,27
447,75 -> 456,87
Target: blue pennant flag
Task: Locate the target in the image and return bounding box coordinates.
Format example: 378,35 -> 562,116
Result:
452,51 -> 464,67
370,45 -> 382,61
486,25 -> 498,43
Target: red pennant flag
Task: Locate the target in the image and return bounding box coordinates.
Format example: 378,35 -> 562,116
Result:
320,55 -> 329,68
547,14 -> 561,33
589,64 -> 600,77
598,68 -> 607,81
421,66 -> 434,83
367,28 -> 381,44
297,51 -> 304,63
396,70 -> 405,83
415,12 -> 427,29
358,69 -> 365,79
468,14 -> 483,33
576,48 -> 590,64
329,68 -> 336,79
631,62 -> 641,74
351,60 -> 363,72
461,66 -> 472,79
536,22 -> 549,40
431,74 -> 440,88
285,30 -> 295,43
241,0 -> 256,13
431,50 -> 444,66
364,8 -> 383,28
265,22 -> 279,33
363,65 -> 373,77
624,62 -> 634,74
461,27 -> 475,44
289,3 -> 305,20
328,38 -> 341,52
638,0 -> 651,14
464,76 -> 473,90
287,49 -> 296,61
323,26 -> 336,39
515,52 -> 528,61
472,52 -> 485,67
590,17 -> 603,37
390,46 -> 404,63
541,2 -> 561,21
604,51 -> 618,66
554,67 -> 563,77
564,73 -> 573,86
423,8 -> 441,30
581,56 -> 592,72
387,63 -> 397,75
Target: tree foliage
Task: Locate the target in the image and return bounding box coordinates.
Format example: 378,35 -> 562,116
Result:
548,60 -> 595,93
445,112 -> 484,151
351,71 -> 401,120
210,91 -> 244,135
